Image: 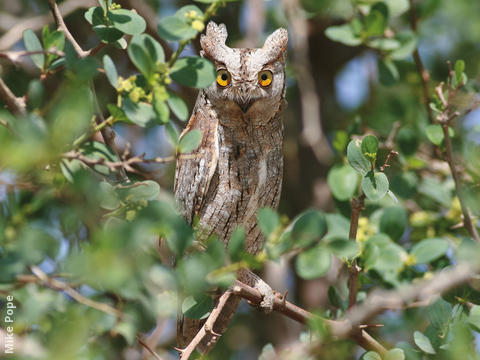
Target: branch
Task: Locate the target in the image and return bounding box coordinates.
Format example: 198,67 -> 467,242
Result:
408,0 -> 434,124
232,280 -> 387,354
63,150 -> 180,174
347,194 -> 365,309
340,263 -> 477,338
441,122 -> 480,242
0,0 -> 96,51
282,0 -> 333,164
0,77 -> 26,115
47,0 -> 88,58
30,265 -> 123,318
177,290 -> 234,359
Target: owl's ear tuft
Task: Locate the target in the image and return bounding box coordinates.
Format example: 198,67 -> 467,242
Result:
262,28 -> 288,63
200,22 -> 229,61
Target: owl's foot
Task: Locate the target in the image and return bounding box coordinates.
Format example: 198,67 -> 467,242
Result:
255,280 -> 275,313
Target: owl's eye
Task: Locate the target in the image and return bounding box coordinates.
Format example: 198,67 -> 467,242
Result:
258,70 -> 273,87
216,69 -> 231,87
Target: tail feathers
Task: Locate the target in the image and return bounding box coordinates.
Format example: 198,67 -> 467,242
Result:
177,293 -> 241,354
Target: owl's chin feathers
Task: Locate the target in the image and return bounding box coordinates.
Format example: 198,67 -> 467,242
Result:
235,98 -> 256,113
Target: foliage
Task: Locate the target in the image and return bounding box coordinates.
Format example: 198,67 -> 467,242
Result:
0,0 -> 480,359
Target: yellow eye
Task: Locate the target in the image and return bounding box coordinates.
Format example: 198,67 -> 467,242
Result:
216,69 -> 231,87
258,70 -> 273,87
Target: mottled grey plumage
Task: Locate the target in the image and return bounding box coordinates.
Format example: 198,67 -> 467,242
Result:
174,22 -> 287,353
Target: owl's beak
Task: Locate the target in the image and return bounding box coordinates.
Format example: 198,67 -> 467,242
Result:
236,98 -> 256,113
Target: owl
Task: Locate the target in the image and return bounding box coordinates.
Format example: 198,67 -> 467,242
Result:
174,21 -> 288,353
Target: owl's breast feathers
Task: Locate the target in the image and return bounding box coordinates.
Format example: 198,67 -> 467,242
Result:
174,93 -> 219,226
174,92 -> 284,253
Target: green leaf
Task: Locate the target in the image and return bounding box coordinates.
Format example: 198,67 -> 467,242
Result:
291,209 -> 327,248
385,348 -> 405,360
325,24 -> 362,46
23,29 -> 44,70
228,227 -> 245,262
413,331 -> 436,354
425,124 -> 454,146
362,171 -> 389,201
410,238 -> 449,264
157,16 -> 198,42
418,176 -> 452,207
379,207 -> 407,241
327,164 -> 359,201
328,285 -> 343,308
391,31 -> 418,60
103,55 -> 118,88
295,245 -> 331,280
257,208 -> 281,238
365,3 -> 389,37
384,0 -> 410,16
26,79 -> 45,110
362,351 -> 382,360
107,103 -> 129,123
43,30 -> 65,51
332,130 -> 348,154
364,234 -> 404,276
170,56 -> 216,88
182,294 -> 213,319
396,126 -> 419,156
454,59 -> 465,80
93,25 -> 124,43
167,93 -> 189,121
428,299 -> 452,331
327,238 -> 358,259
361,134 -> 379,160
368,38 -> 400,50
122,97 -> 157,127
153,97 -> 170,125
468,305 -> 480,332
179,129 -> 202,153
108,9 -> 146,35
84,7 -> 105,26
347,139 -> 371,175
127,34 -> 165,78
99,181 -> 120,210
378,59 -> 399,86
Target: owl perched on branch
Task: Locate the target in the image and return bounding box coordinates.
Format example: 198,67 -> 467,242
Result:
175,21 -> 288,353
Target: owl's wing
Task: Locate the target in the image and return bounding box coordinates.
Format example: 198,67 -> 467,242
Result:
174,97 -> 219,225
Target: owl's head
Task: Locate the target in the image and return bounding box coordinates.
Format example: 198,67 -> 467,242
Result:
200,22 -> 288,123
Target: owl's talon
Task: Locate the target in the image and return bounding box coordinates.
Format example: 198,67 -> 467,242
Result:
257,284 -> 275,313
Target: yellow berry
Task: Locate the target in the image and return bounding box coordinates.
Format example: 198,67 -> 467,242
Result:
192,20 -> 205,32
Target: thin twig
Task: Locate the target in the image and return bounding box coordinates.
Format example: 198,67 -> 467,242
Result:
178,290 -> 234,359
47,0 -> 88,58
380,150 -> 399,172
30,265 -> 123,318
137,336 -> 163,360
63,151 -> 180,173
0,78 -> 26,115
0,0 -> 96,51
409,0 -> 434,124
347,194 -> 365,309
441,123 -> 480,242
0,49 -> 65,64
